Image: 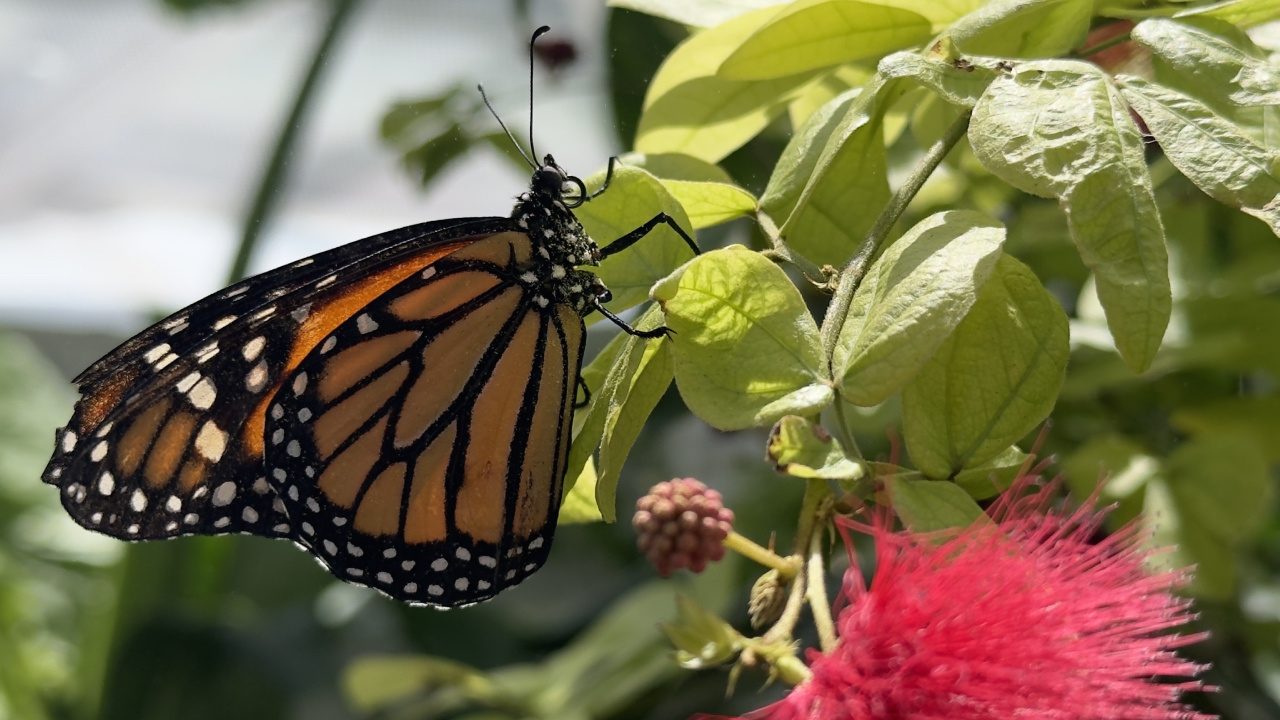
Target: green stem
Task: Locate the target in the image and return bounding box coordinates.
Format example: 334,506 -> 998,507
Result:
757,210 -> 829,286
724,531 -> 802,579
225,0 -> 362,284
1074,30 -> 1132,59
806,525 -> 838,653
818,110 -> 972,370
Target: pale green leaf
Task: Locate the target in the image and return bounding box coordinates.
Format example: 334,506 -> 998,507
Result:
653,246 -> 832,430
1143,478 -> 1237,599
597,340 -> 674,522
1133,17 -> 1280,106
659,180 -> 757,229
719,0 -> 932,81
1119,77 -> 1280,237
948,0 -> 1093,57
637,7 -> 817,161
1172,396 -> 1280,464
972,61 -> 1171,371
873,0 -> 987,31
559,457 -> 604,524
576,165 -> 698,312
887,477 -> 987,531
618,152 -> 737,184
609,0 -> 789,27
344,656 -> 491,712
835,210 -> 1006,406
1060,434 -> 1157,527
787,64 -> 875,127
1165,433 -> 1272,544
952,446 -> 1028,499
878,50 -> 999,108
902,255 -> 1069,478
765,415 -> 865,481
1176,0 -> 1280,29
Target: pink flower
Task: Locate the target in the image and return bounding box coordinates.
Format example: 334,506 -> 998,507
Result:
728,485 -> 1213,720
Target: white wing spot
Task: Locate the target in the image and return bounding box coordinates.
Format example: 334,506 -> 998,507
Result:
188,377 -> 217,410
165,520 -> 178,532
551,265 -> 565,279
184,513 -> 199,525
214,517 -> 231,529
155,352 -> 179,370
478,555 -> 496,568
286,440 -> 301,457
143,344 -> 170,364
292,373 -> 308,395
401,560 -> 415,571
422,267 -> 437,279
212,481 -> 236,507
192,486 -> 208,500
455,547 -> 471,561
90,441 -> 108,462
454,578 -> 469,591
320,336 -> 338,354
61,431 -> 76,453
520,271 -> 538,284
297,408 -> 312,422
525,563 -> 537,571
323,539 -> 338,555
291,304 -> 312,323
383,548 -> 396,559
347,543 -> 363,557
130,489 -> 147,512
164,316 -> 189,334
430,558 -> 447,572
194,343 -> 219,364
271,404 -> 284,420
427,585 -> 444,597
302,521 -> 314,535
89,512 -> 102,524
242,507 -> 259,523
176,372 -> 201,393
333,517 -> 347,526
273,468 -> 287,482
98,472 -> 114,495
127,524 -> 140,535
242,337 -> 266,361
194,421 -> 228,462
294,258 -> 315,268
271,428 -> 285,445
224,286 -> 248,299
306,497 -> 320,512
316,275 -> 337,288
376,572 -> 392,584
252,477 -> 270,494
95,422 -> 114,437
505,569 -> 517,580
213,316 -> 237,331
529,537 -> 544,550
404,582 -> 418,594
287,485 -> 299,500
346,568 -> 363,577
356,314 -> 378,334
246,361 -> 269,392
273,523 -> 290,533
251,306 -> 276,321
477,580 -> 491,591
166,495 -> 181,512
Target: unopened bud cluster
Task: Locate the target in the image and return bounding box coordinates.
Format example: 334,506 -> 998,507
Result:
634,478 -> 734,576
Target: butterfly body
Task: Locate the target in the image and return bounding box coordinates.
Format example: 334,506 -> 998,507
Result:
40,156 -> 690,607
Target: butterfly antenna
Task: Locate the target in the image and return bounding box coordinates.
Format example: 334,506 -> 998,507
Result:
529,26 -> 550,164
478,84 -> 536,169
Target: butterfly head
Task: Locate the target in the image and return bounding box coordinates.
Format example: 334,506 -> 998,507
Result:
531,155 -> 588,209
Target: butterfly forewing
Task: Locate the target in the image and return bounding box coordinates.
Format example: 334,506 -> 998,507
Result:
266,232 -> 585,605
43,218 -> 505,542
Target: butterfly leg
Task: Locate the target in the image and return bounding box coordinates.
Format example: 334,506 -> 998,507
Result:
592,296 -> 673,339
597,212 -> 699,260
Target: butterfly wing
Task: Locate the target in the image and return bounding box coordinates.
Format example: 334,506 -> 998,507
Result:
265,231 -> 584,606
43,217 -> 505,541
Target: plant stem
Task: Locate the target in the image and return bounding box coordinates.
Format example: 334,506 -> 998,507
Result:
757,210 -> 829,286
806,526 -> 838,652
724,531 -> 803,579
818,110 -> 972,369
225,0 -> 362,284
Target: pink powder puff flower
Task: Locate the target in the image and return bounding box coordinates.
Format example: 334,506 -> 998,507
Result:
719,483 -> 1213,720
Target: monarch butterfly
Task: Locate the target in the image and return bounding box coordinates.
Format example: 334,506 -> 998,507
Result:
40,27 -> 697,607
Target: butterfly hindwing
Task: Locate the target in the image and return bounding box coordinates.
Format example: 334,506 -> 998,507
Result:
43,218 -> 507,543
265,232 -> 585,605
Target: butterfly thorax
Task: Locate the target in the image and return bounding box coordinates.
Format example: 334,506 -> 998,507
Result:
510,161 -> 605,318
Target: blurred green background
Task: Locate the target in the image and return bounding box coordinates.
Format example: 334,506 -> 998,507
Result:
5,1 -> 1280,719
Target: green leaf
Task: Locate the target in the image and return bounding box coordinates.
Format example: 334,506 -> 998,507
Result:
835,210 -> 1007,406
886,477 -> 987,532
618,152 -> 738,184
653,246 -> 833,430
559,457 -> 603,524
1143,478 -> 1236,600
952,446 -> 1028,499
1165,433 -> 1272,545
972,62 -> 1171,372
343,656 -> 492,712
1119,78 -> 1280,237
719,0 -> 932,81
878,51 -> 999,108
659,180 -> 757,229
1172,397 -> 1280,464
608,0 -> 790,28
1176,0 -> 1280,30
787,63 -> 875,127
380,90 -> 457,141
637,7 -> 819,161
660,595 -> 742,670
902,255 -> 1069,478
873,0 -> 988,31
1132,18 -> 1280,106
765,415 -> 865,481
596,340 -> 675,522
403,124 -> 472,187
947,0 -> 1093,58
761,78 -> 900,266
1060,434 -> 1157,527
576,165 -> 698,312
